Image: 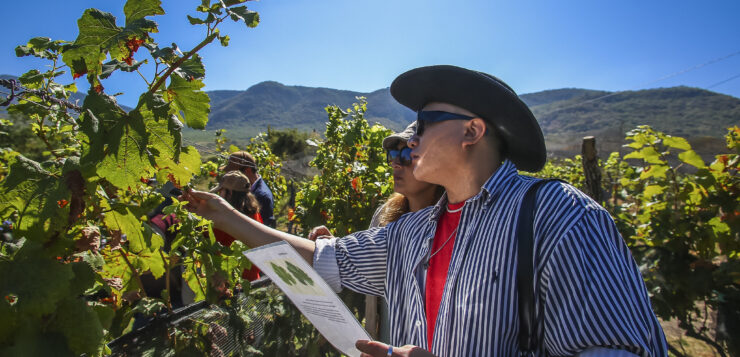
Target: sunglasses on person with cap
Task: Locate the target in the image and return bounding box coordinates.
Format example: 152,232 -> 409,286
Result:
386,147 -> 413,166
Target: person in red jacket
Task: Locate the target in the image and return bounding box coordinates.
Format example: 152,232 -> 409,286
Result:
211,171 -> 263,281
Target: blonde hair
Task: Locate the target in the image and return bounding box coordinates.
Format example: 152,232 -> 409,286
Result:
376,186 -> 445,227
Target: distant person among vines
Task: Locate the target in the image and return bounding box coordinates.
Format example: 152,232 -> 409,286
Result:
183,65 -> 667,356
211,170 -> 262,281
221,151 -> 276,227
307,122 -> 444,342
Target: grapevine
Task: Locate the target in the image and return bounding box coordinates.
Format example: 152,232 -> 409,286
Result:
0,0 -> 262,355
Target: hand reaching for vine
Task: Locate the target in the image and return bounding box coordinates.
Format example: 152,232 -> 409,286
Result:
181,189 -> 234,225
307,225 -> 333,241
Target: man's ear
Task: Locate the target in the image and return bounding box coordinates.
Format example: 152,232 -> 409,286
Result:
462,118 -> 487,148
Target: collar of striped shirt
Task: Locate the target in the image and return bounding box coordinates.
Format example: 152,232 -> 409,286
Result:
425,160 -> 517,222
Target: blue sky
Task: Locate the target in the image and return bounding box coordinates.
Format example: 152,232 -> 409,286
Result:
2,0 -> 740,108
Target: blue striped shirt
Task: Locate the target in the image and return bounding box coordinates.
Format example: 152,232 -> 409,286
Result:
314,161 -> 667,356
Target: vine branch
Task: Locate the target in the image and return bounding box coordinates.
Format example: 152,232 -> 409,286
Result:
118,249 -> 148,297
148,33 -> 218,94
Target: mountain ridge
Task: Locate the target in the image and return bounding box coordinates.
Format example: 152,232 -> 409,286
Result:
3,74 -> 738,156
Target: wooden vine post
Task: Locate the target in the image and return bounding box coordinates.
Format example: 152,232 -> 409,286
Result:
581,136 -> 603,203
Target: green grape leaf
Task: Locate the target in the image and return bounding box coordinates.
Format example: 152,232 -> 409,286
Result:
62,9 -> 157,82
0,327 -> 69,356
48,297 -> 105,356
94,107 -> 156,189
0,240 -> 74,318
624,146 -> 663,165
0,295 -> 17,346
708,216 -> 730,234
643,185 -> 664,199
228,6 -> 260,28
219,34 -> 230,46
15,37 -> 64,59
223,0 -> 249,6
174,53 -> 206,80
678,149 -> 706,169
18,70 -> 45,89
164,75 -> 210,129
133,248 -> 166,279
156,146 -> 201,186
183,264 -> 206,301
639,164 -> 669,180
0,155 -> 71,240
124,0 -> 165,25
148,44 -> 179,63
79,89 -> 130,165
62,9 -> 120,80
687,184 -> 705,205
103,208 -> 140,245
90,302 -> 116,330
662,136 -> 691,150
710,158 -> 726,173
187,15 -> 207,25
70,261 -> 98,296
100,58 -> 147,79
7,99 -> 51,119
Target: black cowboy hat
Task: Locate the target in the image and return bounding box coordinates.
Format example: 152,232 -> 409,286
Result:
390,65 -> 546,172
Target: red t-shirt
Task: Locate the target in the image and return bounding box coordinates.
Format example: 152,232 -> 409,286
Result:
213,212 -> 263,281
425,201 -> 464,348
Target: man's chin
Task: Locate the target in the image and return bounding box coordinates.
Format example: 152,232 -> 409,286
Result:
411,165 -> 428,183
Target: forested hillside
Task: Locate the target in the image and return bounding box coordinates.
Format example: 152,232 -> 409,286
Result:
4,73 -> 739,155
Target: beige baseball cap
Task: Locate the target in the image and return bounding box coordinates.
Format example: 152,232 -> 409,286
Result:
210,171 -> 251,193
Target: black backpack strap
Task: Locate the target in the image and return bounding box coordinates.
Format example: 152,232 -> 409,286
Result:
518,179 -> 562,354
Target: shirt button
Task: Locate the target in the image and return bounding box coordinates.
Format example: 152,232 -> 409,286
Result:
415,320 -> 422,327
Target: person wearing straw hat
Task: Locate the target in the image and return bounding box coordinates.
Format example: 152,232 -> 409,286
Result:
184,65 -> 667,356
220,151 -> 276,227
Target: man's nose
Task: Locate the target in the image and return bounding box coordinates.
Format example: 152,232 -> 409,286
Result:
407,135 -> 419,148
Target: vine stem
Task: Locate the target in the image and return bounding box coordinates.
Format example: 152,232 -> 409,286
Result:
118,249 -> 148,297
33,118 -> 62,159
148,33 -> 218,94
136,69 -> 151,87
159,249 -> 173,313
190,258 -> 207,298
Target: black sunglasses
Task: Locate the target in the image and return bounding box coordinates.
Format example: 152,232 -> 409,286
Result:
415,111 -> 476,136
387,147 -> 413,166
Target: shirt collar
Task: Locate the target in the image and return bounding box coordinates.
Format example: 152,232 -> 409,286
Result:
480,160 -> 517,206
250,174 -> 262,191
426,160 -> 517,222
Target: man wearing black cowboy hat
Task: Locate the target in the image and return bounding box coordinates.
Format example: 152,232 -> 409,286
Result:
184,65 -> 667,356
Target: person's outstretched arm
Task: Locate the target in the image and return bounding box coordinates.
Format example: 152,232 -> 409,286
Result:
184,190 -> 316,264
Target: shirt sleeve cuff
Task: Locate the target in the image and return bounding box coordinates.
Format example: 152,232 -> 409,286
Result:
313,237 -> 342,293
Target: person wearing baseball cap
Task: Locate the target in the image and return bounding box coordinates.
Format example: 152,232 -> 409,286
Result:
220,151 -> 276,228
211,170 -> 263,281
184,65 -> 667,356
